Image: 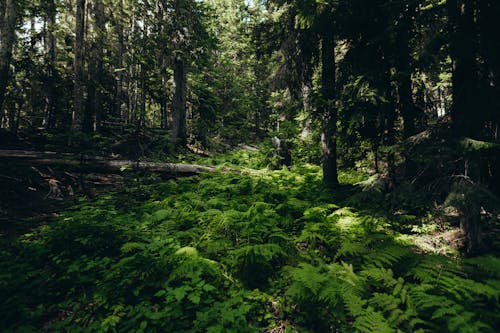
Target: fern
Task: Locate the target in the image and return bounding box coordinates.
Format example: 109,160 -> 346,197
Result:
364,244 -> 413,268
464,256 -> 500,278
232,244 -> 287,288
353,307 -> 394,333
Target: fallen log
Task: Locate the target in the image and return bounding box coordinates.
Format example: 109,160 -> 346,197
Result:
0,150 -> 238,174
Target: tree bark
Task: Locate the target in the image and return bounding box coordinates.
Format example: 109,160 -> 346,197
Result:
477,1 -> 500,194
139,62 -> 146,129
72,0 -> 86,133
171,57 -> 187,144
396,2 -> 419,139
86,0 -> 106,132
478,0 -> 500,132
320,26 -> 339,188
448,0 -> 478,138
0,0 -> 6,37
159,5 -> 168,130
43,0 -> 58,129
0,0 -> 17,119
170,0 -> 188,146
115,0 -> 126,127
0,150 -> 238,175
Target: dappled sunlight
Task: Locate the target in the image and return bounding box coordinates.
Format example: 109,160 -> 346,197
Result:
2,166 -> 499,331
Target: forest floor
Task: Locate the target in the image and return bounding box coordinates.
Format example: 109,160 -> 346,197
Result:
1,149 -> 499,332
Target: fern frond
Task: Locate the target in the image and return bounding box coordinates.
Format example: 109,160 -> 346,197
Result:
286,263 -> 330,297
464,256 -> 500,278
352,307 -> 394,333
365,244 -> 413,268
360,267 -> 397,288
335,241 -> 369,260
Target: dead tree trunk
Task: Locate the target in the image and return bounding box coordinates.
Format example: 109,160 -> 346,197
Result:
0,150 -> 238,175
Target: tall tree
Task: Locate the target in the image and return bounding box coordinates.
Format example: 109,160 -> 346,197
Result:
43,0 -> 58,129
0,0 -> 18,121
396,1 -> 420,138
170,0 -> 188,145
85,0 -> 106,132
318,9 -> 339,188
72,0 -> 86,133
447,0 -> 478,138
272,0 -> 340,187
114,0 -> 126,126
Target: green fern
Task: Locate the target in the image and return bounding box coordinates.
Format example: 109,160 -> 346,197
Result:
232,244 -> 287,288
464,256 -> 500,278
364,244 -> 413,268
352,307 -> 394,333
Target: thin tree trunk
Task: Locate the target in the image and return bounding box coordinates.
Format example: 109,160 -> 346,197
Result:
29,16 -> 37,119
139,62 -> 146,129
160,68 -> 168,130
89,0 -> 106,132
382,50 -> 397,185
72,0 -> 86,133
0,0 -> 17,118
115,0 -> 126,128
320,26 -> 339,188
0,0 -> 6,37
43,0 -> 58,129
159,4 -> 168,130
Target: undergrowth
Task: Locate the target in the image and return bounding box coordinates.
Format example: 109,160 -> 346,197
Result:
1,164 -> 499,332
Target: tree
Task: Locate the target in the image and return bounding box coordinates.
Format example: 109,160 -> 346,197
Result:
447,0 -> 478,139
395,1 -> 421,139
0,0 -> 18,123
85,0 -> 107,133
42,0 -> 58,129
268,0 -> 340,188
318,9 -> 339,188
170,0 -> 188,144
72,0 -> 86,133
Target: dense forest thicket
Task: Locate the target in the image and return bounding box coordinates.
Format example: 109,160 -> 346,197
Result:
1,0 -> 500,332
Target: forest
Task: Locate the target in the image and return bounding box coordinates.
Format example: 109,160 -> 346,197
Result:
1,0 -> 499,332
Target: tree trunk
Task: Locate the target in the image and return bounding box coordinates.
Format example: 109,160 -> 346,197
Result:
0,0 -> 6,36
139,62 -> 146,129
115,0 -> 126,128
382,61 -> 397,185
0,0 -> 17,118
396,3 -> 419,139
72,0 -> 86,133
320,27 -> 339,188
86,0 -> 106,133
448,0 -> 478,138
0,150 -> 238,175
170,0 -> 188,146
43,0 -> 58,129
160,61 -> 168,129
478,1 -> 500,193
478,0 -> 500,133
171,57 -> 187,145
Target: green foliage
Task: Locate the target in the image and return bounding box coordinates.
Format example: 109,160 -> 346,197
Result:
1,165 -> 499,332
